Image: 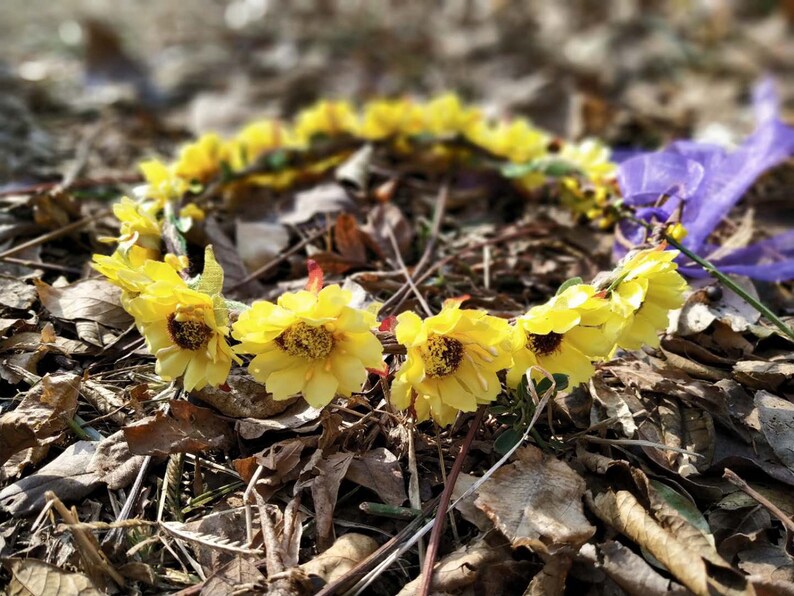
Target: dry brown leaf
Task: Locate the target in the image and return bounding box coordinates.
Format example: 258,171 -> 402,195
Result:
735,362 -> 794,392
333,213 -> 367,264
0,446 -> 48,483
194,370 -> 298,419
299,533 -> 378,584
589,375 -> 637,437
235,219 -> 289,273
396,536 -> 514,596
123,400 -> 233,457
578,541 -> 689,595
199,557 -> 267,596
3,557 -> 101,596
738,544 -> 794,583
279,183 -> 355,226
35,278 -> 132,329
345,447 -> 407,506
0,276 -> 38,310
304,452 -> 354,552
0,441 -> 100,516
676,277 -> 760,335
755,390 -> 794,473
235,400 -> 323,440
0,372 -> 80,466
474,445 -> 595,555
361,202 -> 413,260
525,554 -> 571,596
87,430 -> 148,490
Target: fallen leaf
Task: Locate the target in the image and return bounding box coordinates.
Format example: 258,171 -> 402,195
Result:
279,183 -> 355,226
525,554 -> 571,596
301,452 -> 354,552
299,533 -> 378,584
35,278 -> 132,329
199,557 -> 267,596
0,372 -> 80,466
474,445 -> 595,554
396,536 -> 514,596
0,276 -> 37,310
578,541 -> 689,595
123,400 -> 233,457
361,202 -> 413,260
345,448 -> 407,506
0,446 -> 48,483
235,400 -> 323,440
87,430 -> 148,490
333,213 -> 367,263
3,557 -> 101,596
735,361 -> 794,392
0,441 -> 100,516
194,370 -> 298,419
589,375 -> 637,438
755,390 -> 794,474
235,219 -> 289,273
676,277 -> 760,335
203,217 -> 264,295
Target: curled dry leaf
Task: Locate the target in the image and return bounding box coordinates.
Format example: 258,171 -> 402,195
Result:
235,399 -> 323,440
299,533 -> 378,585
199,557 -> 268,596
755,390 -> 794,474
87,430 -> 148,490
735,361 -> 794,392
123,400 -> 233,457
0,276 -> 38,310
396,536 -> 514,596
194,369 -> 298,419
3,557 -> 101,596
35,278 -> 132,329
525,554 -> 571,596
589,375 -> 637,438
578,541 -> 689,595
676,277 -> 760,336
0,372 -> 80,466
302,452 -> 354,552
361,202 -> 414,260
345,447 -> 407,506
280,183 -> 355,226
474,445 -> 595,555
0,441 -> 100,516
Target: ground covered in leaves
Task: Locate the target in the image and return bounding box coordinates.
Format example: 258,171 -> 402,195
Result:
1,2 -> 794,595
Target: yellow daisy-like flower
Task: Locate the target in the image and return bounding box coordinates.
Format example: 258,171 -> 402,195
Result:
92,245 -> 158,296
232,284 -> 384,409
472,118 -> 549,164
101,196 -> 161,251
421,93 -> 482,139
607,247 -> 688,350
360,98 -> 425,141
173,133 -> 228,184
139,159 -> 188,204
508,284 -> 616,389
125,250 -> 239,391
390,298 -> 512,426
230,118 -> 295,170
293,100 -> 360,144
558,138 -> 616,183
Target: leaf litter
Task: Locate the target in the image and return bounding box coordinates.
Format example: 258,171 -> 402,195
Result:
1,2 -> 794,595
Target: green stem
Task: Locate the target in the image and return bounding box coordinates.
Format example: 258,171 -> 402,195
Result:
628,216 -> 794,342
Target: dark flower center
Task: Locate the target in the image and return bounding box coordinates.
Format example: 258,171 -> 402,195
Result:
527,332 -> 563,356
275,322 -> 334,359
422,335 -> 464,378
167,313 -> 212,351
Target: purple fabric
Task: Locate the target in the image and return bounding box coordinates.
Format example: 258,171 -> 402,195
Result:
614,77 -> 794,280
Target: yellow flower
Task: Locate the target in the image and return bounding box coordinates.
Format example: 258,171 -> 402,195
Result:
472,118 -> 549,163
294,100 -> 360,144
139,159 -> 188,204
559,177 -> 616,228
390,298 -> 512,426
92,245 -> 158,296
230,119 -> 295,170
101,196 -> 161,251
232,284 -> 384,408
173,133 -> 228,184
607,247 -> 688,350
360,98 -> 425,141
508,284 -> 616,389
421,93 -> 482,139
558,138 -> 616,183
666,223 -> 688,242
179,203 -> 206,222
126,249 -> 239,391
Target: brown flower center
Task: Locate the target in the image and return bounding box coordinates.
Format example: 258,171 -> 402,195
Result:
422,335 -> 464,378
275,322 -> 334,360
167,313 -> 212,351
527,332 -> 563,356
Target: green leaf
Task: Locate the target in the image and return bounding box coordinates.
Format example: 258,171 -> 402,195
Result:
195,246 -> 224,296
535,377 -> 552,395
494,428 -> 523,455
552,373 -> 569,391
556,277 -> 583,296
650,480 -> 714,545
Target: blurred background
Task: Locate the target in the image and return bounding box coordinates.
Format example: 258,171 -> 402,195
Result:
0,0 -> 792,186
